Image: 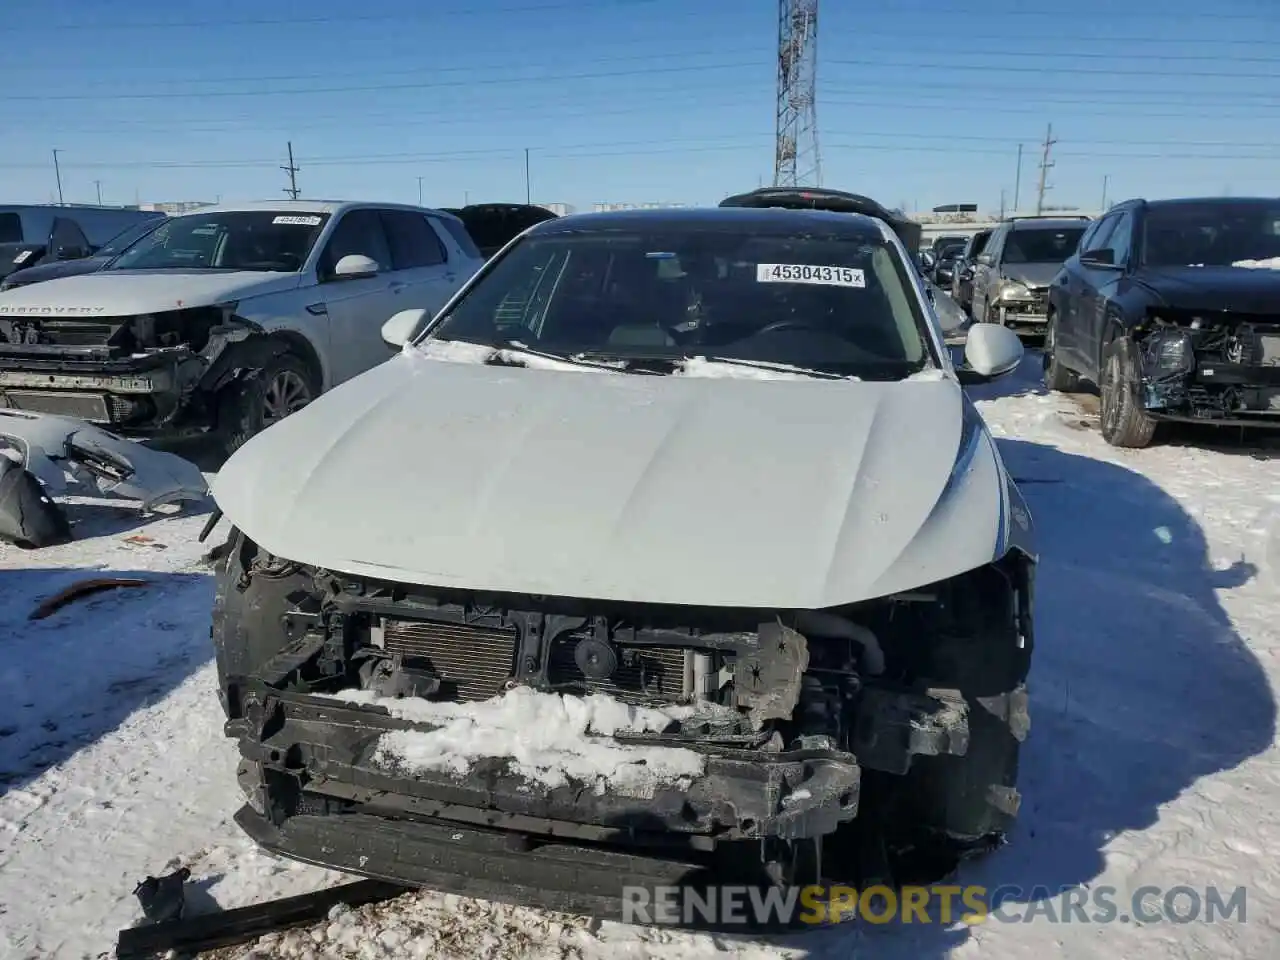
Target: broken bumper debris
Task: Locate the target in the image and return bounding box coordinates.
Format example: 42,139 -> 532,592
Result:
1137,314 -> 1280,425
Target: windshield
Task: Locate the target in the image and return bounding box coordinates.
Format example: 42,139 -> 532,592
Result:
424,228 -> 933,380
1002,227 -> 1087,264
107,210 -> 330,272
937,243 -> 965,259
1141,202 -> 1280,267
97,219 -> 165,258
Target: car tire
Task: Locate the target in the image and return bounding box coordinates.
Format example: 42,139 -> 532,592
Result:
1099,339 -> 1157,448
1042,312 -> 1081,393
217,351 -> 317,457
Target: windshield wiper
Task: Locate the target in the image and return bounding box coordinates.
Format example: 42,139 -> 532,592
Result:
693,356 -> 848,380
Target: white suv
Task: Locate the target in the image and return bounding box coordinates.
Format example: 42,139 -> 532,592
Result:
0,200 -> 484,451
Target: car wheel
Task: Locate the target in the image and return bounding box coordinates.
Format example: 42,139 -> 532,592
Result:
1099,339 -> 1157,448
217,351 -> 317,456
1042,312 -> 1081,393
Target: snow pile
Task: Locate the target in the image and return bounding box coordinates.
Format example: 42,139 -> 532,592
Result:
326,686 -> 707,796
404,338 -> 615,373
1231,257 -> 1280,270
905,367 -> 949,382
675,356 -> 855,380
214,892 -> 599,960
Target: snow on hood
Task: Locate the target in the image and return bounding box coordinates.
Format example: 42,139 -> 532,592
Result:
1233,258 -> 1280,270
0,269 -> 303,316
408,338 -> 865,380
212,350 -> 1010,609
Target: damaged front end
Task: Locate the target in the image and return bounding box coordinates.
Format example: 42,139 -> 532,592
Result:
0,305 -> 277,437
1136,308 -> 1280,423
213,532 -> 1034,918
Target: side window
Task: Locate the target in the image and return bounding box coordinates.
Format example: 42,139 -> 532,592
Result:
0,213 -> 22,244
49,217 -> 90,256
319,209 -> 392,277
1083,214 -> 1119,255
380,210 -> 446,269
432,215 -> 483,260
985,227 -> 1006,262
1101,211 -> 1134,264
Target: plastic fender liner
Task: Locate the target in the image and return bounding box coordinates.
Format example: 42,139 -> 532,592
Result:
0,456 -> 71,548
197,327 -> 289,395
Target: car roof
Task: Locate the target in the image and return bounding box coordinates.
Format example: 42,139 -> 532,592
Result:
1007,217 -> 1092,231
183,199 -> 457,217
529,205 -> 888,240
1137,196 -> 1280,209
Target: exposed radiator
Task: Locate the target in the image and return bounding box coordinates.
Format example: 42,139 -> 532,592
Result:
547,639 -> 688,705
380,618 -> 519,702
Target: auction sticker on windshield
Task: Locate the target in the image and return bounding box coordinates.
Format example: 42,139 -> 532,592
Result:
273,215 -> 323,226
757,263 -> 865,287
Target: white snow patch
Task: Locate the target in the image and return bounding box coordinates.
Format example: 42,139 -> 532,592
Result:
905,367 -> 949,382
322,687 -> 707,796
1231,257 -> 1280,270
405,338 -> 617,374
674,355 -> 857,380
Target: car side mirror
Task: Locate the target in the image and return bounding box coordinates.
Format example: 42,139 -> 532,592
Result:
381,307 -> 430,347
1080,247 -> 1119,268
975,253 -> 994,266
332,253 -> 380,280
957,323 -> 1023,383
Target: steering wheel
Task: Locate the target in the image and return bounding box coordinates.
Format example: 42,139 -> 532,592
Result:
753,318 -> 830,337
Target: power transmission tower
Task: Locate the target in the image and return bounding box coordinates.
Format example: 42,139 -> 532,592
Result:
281,141 -> 301,200
774,0 -> 820,187
1034,123 -> 1056,215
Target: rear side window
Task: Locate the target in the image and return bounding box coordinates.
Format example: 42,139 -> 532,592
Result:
0,213 -> 21,244
380,210 -> 446,269
434,216 -> 482,259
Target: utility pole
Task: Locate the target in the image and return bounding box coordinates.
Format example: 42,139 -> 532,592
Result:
524,148 -> 531,204
1100,174 -> 1109,212
52,149 -> 64,205
1013,143 -> 1023,212
1034,123 -> 1056,215
94,180 -> 102,205
416,176 -> 424,206
281,141 -> 301,200
999,188 -> 1007,220
774,0 -> 821,187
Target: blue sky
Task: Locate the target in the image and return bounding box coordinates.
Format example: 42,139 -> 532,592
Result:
2,0 -> 1278,212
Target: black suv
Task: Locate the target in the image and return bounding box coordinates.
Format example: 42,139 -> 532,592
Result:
1043,196 -> 1280,447
971,216 -> 1091,333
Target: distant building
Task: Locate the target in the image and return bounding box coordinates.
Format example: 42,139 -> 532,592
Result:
591,201 -> 689,213
537,202 -> 575,217
137,201 -> 214,214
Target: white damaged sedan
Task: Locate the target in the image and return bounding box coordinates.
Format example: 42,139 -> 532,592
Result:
208,206 -> 1037,920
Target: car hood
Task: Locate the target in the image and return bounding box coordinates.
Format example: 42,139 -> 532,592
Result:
0,269 -> 303,315
1135,265 -> 1280,314
212,353 -> 1024,609
1001,263 -> 1060,288
2,254 -> 111,288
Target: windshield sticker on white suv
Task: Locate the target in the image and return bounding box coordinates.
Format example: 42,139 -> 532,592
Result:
12,250 -> 32,264
273,215 -> 323,226
756,263 -> 865,287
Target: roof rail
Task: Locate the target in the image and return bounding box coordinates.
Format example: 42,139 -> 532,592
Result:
1004,214 -> 1093,222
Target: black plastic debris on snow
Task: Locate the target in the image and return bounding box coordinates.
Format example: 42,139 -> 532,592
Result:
115,877 -> 412,959
0,456 -> 72,548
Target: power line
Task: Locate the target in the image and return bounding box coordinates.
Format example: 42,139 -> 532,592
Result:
4,0 -> 665,31
10,0 -> 1275,30
4,134 -> 1276,174
0,60 -> 770,102
828,57 -> 1280,80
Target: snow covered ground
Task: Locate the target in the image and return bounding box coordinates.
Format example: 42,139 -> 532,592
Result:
3,352 -> 1279,959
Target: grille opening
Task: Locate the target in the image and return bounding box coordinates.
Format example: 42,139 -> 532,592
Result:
547,638 -> 689,705
379,617 -> 519,702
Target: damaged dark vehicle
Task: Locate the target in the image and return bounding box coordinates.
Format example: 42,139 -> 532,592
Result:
209,207 -> 1035,923
1045,196 -> 1280,447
